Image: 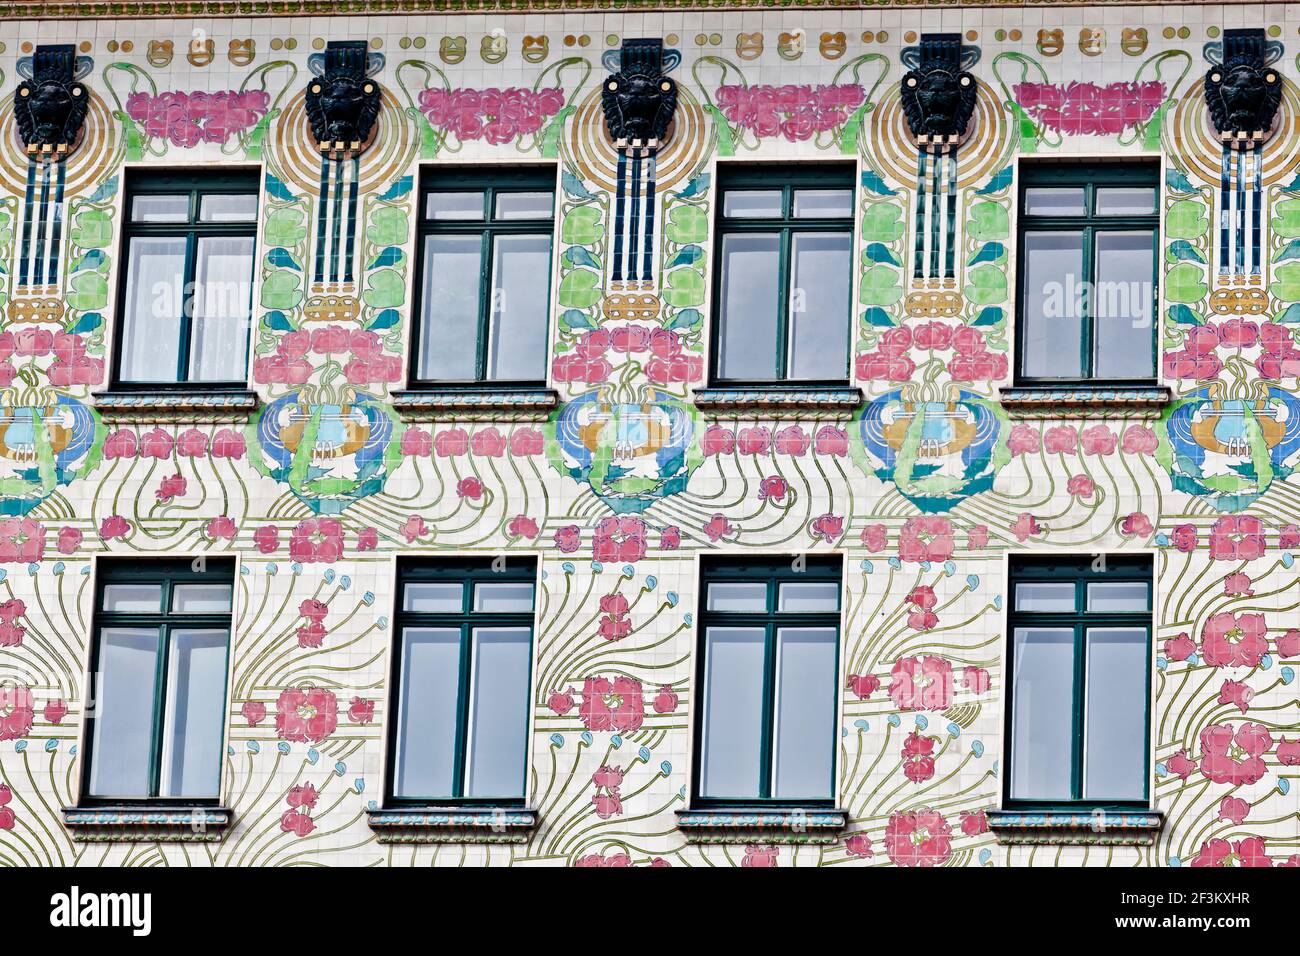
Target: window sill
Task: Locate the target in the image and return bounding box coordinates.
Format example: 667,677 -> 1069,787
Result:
61,805 -> 233,843
998,385 -> 1171,419
365,806 -> 538,844
93,388 -> 260,422
389,387 -> 560,421
986,809 -> 1163,846
693,386 -> 863,416
676,806 -> 847,844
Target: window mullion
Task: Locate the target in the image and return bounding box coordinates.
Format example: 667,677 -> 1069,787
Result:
150,622 -> 171,799
760,618 -> 777,800
776,228 -> 793,379
453,622 -> 473,800
477,229 -> 492,381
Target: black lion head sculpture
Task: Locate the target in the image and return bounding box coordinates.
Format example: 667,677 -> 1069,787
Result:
900,34 -> 979,143
601,39 -> 680,145
14,44 -> 90,155
305,40 -> 382,151
1204,29 -> 1282,137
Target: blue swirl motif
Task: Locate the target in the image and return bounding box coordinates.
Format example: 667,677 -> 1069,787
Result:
548,389 -> 701,514
251,390 -> 397,514
0,396 -> 100,516
1163,386 -> 1300,512
856,388 -> 1008,513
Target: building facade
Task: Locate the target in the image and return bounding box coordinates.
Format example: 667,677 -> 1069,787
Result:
0,0 -> 1296,867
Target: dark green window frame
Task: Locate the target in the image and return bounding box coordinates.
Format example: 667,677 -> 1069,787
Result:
81,558 -> 235,806
1015,161 -> 1160,386
1004,554 -> 1153,811
409,167 -> 555,388
709,164 -> 855,386
113,170 -> 259,389
386,558 -> 536,806
692,556 -> 841,807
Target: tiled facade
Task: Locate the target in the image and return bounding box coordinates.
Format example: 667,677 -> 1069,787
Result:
0,1 -> 1297,868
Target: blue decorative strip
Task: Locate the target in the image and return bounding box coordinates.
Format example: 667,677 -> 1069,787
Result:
32,160 -> 50,286
913,148 -> 927,280
1218,147 -> 1230,276
627,149 -> 642,281
18,160 -> 35,287
611,149 -> 627,282
47,161 -> 65,286
1251,143 -> 1262,276
343,156 -> 360,284
944,151 -> 957,279
1234,147 -> 1244,275
641,148 -> 658,284
313,156 -> 330,285
328,156 -> 344,283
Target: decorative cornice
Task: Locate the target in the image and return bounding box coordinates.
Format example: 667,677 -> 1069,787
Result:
366,806 -> 538,843
987,809 -> 1163,846
676,807 -> 847,844
693,386 -> 863,417
998,385 -> 1172,420
389,387 -> 559,422
0,0 -> 1243,20
61,805 -> 234,843
93,388 -> 260,423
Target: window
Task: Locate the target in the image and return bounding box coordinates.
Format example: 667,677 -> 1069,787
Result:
388,559 -> 535,804
694,557 -> 841,805
1006,555 -> 1153,808
82,559 -> 234,803
114,171 -> 259,387
1016,162 -> 1159,384
711,165 -> 855,384
410,168 -> 555,386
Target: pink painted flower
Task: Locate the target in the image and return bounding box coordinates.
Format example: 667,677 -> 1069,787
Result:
773,425 -> 810,456
1277,738 -> 1300,765
156,473 -> 187,502
253,525 -> 280,554
1066,474 -> 1095,498
845,832 -> 874,858
574,852 -> 633,868
211,428 -> 246,459
856,348 -> 916,382
206,516 -> 238,541
594,516 -> 647,564
861,524 -> 887,552
660,526 -> 681,550
401,515 -> 428,543
742,845 -> 778,867
509,427 -> 545,456
0,786 -> 14,831
962,666 -> 991,696
1218,678 -> 1253,714
1120,512 -> 1153,538
758,475 -> 789,502
471,427 -> 507,457
598,614 -> 631,641
1190,837 -> 1272,868
1121,425 -> 1158,455
885,808 -> 952,867
554,525 -> 581,553
902,731 -> 937,783
357,526 -> 379,551
1201,611 -> 1269,669
1171,523 -> 1198,553
1043,425 -> 1078,455
847,673 -> 881,700
349,697 -> 375,723
139,427 -> 175,460
1007,424 -> 1041,456
715,83 -> 867,142
507,515 -> 539,539
434,428 -> 469,457
967,524 -> 990,549
1011,81 -> 1165,136
175,428 -> 209,457
0,518 -> 44,563
960,810 -> 989,836
1223,572 -> 1254,596
814,425 -> 848,456
547,688 -> 575,715
1166,750 -> 1197,780
578,676 -> 644,733
44,699 -> 68,724
456,477 -> 485,500
1011,512 -> 1042,542
98,515 -> 129,541
400,427 -> 432,457
0,684 -> 34,740
1164,632 -> 1196,662
1199,722 -> 1271,786
103,429 -> 139,459
280,808 -> 315,837
275,686 -> 339,743
242,701 -> 267,726
126,89 -> 271,147
296,622 -> 326,648
898,516 -> 954,563
701,426 -> 735,456
1217,318 -> 1259,349
1209,515 -> 1266,562
737,426 -> 772,456
905,585 -> 939,632
888,655 -> 953,711
56,526 -> 82,555
1080,424 -> 1117,456
653,685 -> 678,714
810,513 -> 843,544
288,518 -> 344,563
418,86 -> 566,144
1279,629 -> 1300,658
703,513 -> 734,543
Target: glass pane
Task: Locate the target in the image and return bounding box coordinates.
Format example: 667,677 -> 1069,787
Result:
494,191 -> 553,220
699,627 -> 766,799
1086,582 -> 1149,612
402,582 -> 463,613
393,628 -> 461,799
1084,628 -> 1148,800
788,231 -> 852,379
778,582 -> 840,612
486,233 -> 551,381
158,628 -> 229,798
464,627 -> 531,798
131,194 -> 190,223
1096,187 -> 1156,216
723,189 -> 783,218
118,236 -> 186,383
426,191 -> 484,220
418,234 -> 482,380
199,193 -> 258,222
1014,582 -> 1075,612
1024,187 -> 1086,216
88,628 -> 160,798
473,582 -> 535,613
1093,230 -> 1156,380
1010,627 -> 1075,801
1020,231 -> 1084,379
189,235 -> 254,382
772,627 -> 837,800
706,582 -> 767,612
716,233 -> 780,380
171,584 -> 233,613
102,584 -> 163,613
793,189 -> 853,218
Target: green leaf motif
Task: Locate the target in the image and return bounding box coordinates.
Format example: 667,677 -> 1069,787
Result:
966,202 -> 1009,243
561,206 -> 603,245
66,272 -> 108,311
863,242 -> 901,266
261,270 -> 303,310
367,206 -> 408,248
1167,239 -> 1206,264
1165,262 -> 1208,304
1166,304 -> 1203,326
1273,199 -> 1300,239
665,204 -> 708,244
963,263 -> 1007,306
859,264 -> 903,307
1166,200 -> 1209,240
265,207 -> 308,248
1270,261 -> 1300,303
362,269 -> 405,310
663,267 -> 705,308
70,208 -> 112,249
558,269 -> 601,309
861,203 -> 904,243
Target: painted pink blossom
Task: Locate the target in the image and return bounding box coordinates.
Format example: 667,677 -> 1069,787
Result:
861,524 -> 887,552
348,697 -> 375,723
254,525 -> 280,555
1120,512 -> 1153,538
1171,523 -> 1198,553
156,473 -> 187,502
434,428 -> 469,457
963,666 -> 991,695
280,808 -> 315,837
275,686 -> 339,743
43,699 -> 67,724
98,515 -> 130,542
715,83 -> 866,141
1190,837 -> 1272,868
1164,632 -> 1196,662
737,426 -> 772,456
471,428 -> 507,457
1277,738 -> 1300,765
1122,425 -> 1158,455
742,845 -> 778,867
547,688 -> 575,715
967,525 -> 990,549
509,427 -> 545,456
401,515 -> 428,543
242,701 -> 267,726
847,673 -> 881,700
1007,424 -> 1041,456
1066,474 -> 1095,498
1281,524 -> 1300,549
1217,318 -> 1259,349
357,526 -> 379,551
856,348 -> 916,382
885,808 -> 952,867
810,513 -> 843,544
888,655 -> 953,711
703,513 -> 734,543
1080,424 -> 1117,456
774,425 -> 810,456
0,684 -> 34,740
211,428 -> 246,459
1011,512 -> 1043,542
845,832 -> 874,858
960,810 -> 989,836
456,477 -> 484,500
906,585 -> 939,632
1201,611 -> 1269,669
289,518 -> 344,563
1164,327 -> 1223,381
1200,722 -> 1271,786
126,89 -> 271,147
1166,750 -> 1197,780
1223,572 -> 1254,596
56,526 -> 82,555
1209,516 -> 1266,562
814,425 -> 848,456
417,86 -> 566,144
175,428 -> 209,457
898,516 -> 955,563
1043,425 -> 1078,455
1279,629 -> 1300,658
578,676 -> 644,733
1218,678 -> 1253,714
508,515 -> 540,539
902,731 -> 937,783
1012,81 -> 1165,135
139,427 -> 175,460
206,516 -> 238,541
103,429 -> 139,459
400,427 -> 432,457
554,525 -> 581,553
660,526 -> 682,550
653,685 -> 679,714
701,426 -> 735,456
594,516 -> 647,564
